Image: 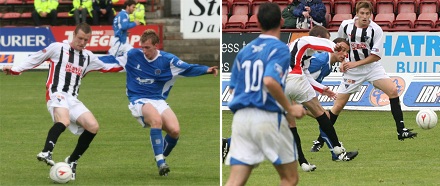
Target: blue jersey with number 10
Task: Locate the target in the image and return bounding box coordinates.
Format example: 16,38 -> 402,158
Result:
228,35 -> 290,113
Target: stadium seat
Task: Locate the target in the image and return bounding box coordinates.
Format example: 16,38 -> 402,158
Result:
393,12 -> 416,29
57,12 -> 70,18
20,12 -> 32,19
396,0 -> 418,14
436,19 -> 440,28
414,12 -> 438,29
231,0 -> 250,15
273,0 -> 289,11
0,13 -> 3,19
225,14 -> 248,29
251,0 -> 267,16
334,0 -> 353,14
2,12 -> 21,25
376,0 -> 395,14
328,13 -> 352,29
374,13 -> 395,28
222,14 -> 228,26
322,0 -> 333,15
419,0 -> 438,13
245,14 -> 258,28
222,1 -> 230,15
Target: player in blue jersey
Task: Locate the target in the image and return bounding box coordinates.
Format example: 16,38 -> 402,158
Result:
100,29 -> 218,176
224,3 -> 306,186
108,0 -> 139,57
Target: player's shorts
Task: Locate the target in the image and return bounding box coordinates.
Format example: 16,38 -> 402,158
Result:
284,74 -> 316,104
338,63 -> 389,94
108,37 -> 133,57
46,92 -> 89,135
128,98 -> 169,128
225,108 -> 297,166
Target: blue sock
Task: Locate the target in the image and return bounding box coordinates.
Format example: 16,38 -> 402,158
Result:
163,134 -> 179,157
150,128 -> 165,167
227,138 -> 231,149
319,127 -> 337,160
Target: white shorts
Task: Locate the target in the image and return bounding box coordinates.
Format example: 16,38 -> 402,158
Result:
46,92 -> 89,135
284,74 -> 316,104
338,63 -> 389,94
225,108 -> 297,166
128,98 -> 170,128
108,37 -> 133,57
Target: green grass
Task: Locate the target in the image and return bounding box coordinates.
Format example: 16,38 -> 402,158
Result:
0,71 -> 220,185
222,110 -> 440,186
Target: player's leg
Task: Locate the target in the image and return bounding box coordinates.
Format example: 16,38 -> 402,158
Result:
38,93 -> 72,166
288,118 -> 316,172
372,78 -> 417,140
225,165 -> 253,186
222,137 -> 231,163
161,108 -> 180,157
274,162 -> 299,186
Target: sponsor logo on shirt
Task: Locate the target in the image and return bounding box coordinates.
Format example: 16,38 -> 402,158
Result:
136,77 -> 154,84
65,63 -> 83,76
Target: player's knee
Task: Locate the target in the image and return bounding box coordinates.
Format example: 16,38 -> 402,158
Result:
167,127 -> 180,138
387,87 -> 399,98
87,122 -> 99,133
146,118 -> 162,128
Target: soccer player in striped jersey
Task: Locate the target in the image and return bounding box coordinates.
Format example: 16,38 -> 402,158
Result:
285,25 -> 358,166
100,29 -> 218,176
225,3 -> 306,186
332,0 -> 417,140
2,23 -> 124,181
108,0 -> 140,57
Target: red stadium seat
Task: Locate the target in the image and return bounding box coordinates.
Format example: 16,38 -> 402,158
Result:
436,19 -> 440,28
20,12 -> 32,18
0,13 -> 3,19
57,12 -> 70,18
231,0 -> 250,15
222,1 -> 230,15
334,0 -> 353,14
414,12 -> 438,28
251,0 -> 267,16
323,0 -> 333,15
393,12 -> 416,29
223,14 -> 228,26
5,0 -> 23,4
245,14 -> 258,28
273,0 -> 289,11
419,0 -> 438,13
376,0 -> 395,14
2,12 -> 21,25
374,13 -> 395,28
225,14 -> 248,29
328,13 -> 352,29
397,0 -> 418,14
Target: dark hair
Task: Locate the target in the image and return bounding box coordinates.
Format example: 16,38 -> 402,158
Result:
257,2 -> 281,31
355,0 -> 373,13
74,23 -> 91,34
124,0 -> 137,8
140,29 -> 160,44
333,37 -> 349,46
308,25 -> 329,38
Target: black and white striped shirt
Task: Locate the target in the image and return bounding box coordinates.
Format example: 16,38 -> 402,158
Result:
10,40 -> 123,101
338,18 -> 384,63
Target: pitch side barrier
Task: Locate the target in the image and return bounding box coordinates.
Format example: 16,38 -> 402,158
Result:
0,25 -> 163,69
221,31 -> 440,111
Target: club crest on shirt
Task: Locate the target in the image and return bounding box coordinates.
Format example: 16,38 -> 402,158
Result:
363,35 -> 370,40
55,95 -> 65,102
155,69 -> 161,75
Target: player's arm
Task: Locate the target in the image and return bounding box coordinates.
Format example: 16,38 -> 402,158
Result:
85,54 -> 123,75
120,14 -> 137,30
2,43 -> 57,75
170,55 -> 217,77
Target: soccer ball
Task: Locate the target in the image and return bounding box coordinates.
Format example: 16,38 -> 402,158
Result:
416,109 -> 438,130
49,162 -> 72,183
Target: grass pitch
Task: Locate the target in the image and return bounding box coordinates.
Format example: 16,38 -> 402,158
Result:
222,110 -> 440,186
0,71 -> 220,185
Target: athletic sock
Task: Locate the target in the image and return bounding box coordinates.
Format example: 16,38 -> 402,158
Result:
150,128 -> 165,167
42,122 -> 66,152
227,138 -> 231,149
317,111 -> 338,144
319,127 -> 338,159
390,97 -> 405,132
316,113 -> 341,147
290,127 -> 307,164
329,110 -> 339,125
163,134 -> 179,157
69,130 -> 96,162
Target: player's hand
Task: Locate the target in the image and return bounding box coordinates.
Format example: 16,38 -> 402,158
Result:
134,20 -> 141,25
334,43 -> 343,52
322,86 -> 337,100
339,61 -> 347,72
207,66 -> 218,77
2,66 -> 12,75
286,104 -> 306,120
305,6 -> 311,12
341,61 -> 357,72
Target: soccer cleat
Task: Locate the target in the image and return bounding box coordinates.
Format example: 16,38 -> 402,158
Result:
300,163 -> 317,172
37,151 -> 55,166
65,156 -> 77,180
158,163 -> 170,176
222,138 -> 229,163
398,128 -> 417,141
333,151 -> 358,161
310,140 -> 323,152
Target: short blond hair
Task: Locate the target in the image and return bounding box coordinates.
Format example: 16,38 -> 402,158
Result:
355,0 -> 373,13
140,29 -> 160,45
